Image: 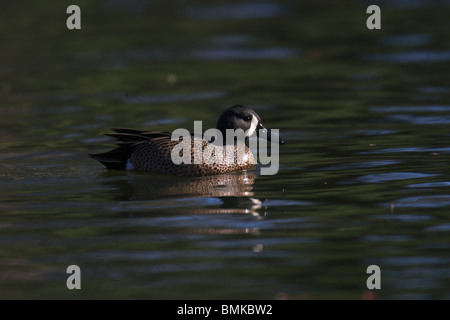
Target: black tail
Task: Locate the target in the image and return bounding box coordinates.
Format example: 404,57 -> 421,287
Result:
89,127 -> 172,170
89,127 -> 150,170
89,145 -> 134,170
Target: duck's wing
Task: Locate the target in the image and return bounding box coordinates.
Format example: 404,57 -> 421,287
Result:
89,127 -> 175,170
102,127 -> 173,145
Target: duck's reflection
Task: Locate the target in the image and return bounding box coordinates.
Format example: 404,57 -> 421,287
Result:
101,170 -> 267,251
106,170 -> 265,237
107,169 -> 264,217
126,170 -> 257,198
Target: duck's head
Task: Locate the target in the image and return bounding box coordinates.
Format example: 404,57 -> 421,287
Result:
216,105 -> 285,144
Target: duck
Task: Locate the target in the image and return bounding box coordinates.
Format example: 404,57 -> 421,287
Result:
90,105 -> 284,176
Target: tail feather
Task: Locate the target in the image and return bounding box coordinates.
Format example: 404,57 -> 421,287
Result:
89,145 -> 134,170
90,127 -> 174,171
90,127 -> 148,170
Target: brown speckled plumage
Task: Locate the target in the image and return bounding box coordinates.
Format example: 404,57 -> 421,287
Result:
128,133 -> 256,176
90,105 -> 284,176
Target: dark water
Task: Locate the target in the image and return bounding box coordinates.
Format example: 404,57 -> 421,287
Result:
1,0 -> 450,299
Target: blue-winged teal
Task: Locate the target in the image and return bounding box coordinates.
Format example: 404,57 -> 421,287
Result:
90,105 -> 284,176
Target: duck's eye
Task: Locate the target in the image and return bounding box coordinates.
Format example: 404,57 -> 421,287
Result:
244,115 -> 252,121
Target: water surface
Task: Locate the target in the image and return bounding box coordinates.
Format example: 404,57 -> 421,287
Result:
1,0 -> 450,299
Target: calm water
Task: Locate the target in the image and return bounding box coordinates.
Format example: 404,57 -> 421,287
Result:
1,0 -> 450,299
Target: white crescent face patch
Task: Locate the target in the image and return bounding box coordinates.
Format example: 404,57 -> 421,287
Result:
246,115 -> 259,137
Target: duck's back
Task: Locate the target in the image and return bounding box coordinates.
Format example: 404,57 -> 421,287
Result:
91,128 -> 257,176
129,136 -> 257,176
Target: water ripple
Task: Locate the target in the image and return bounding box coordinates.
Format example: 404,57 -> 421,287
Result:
322,160 -> 399,171
371,105 -> 450,113
187,47 -> 299,60
185,3 -> 287,19
406,181 -> 450,188
121,91 -> 226,104
386,114 -> 450,125
371,214 -> 433,222
357,172 -> 438,183
373,256 -> 450,266
389,195 -> 450,208
379,34 -> 433,47
363,51 -> 450,63
426,223 -> 450,232
357,147 -> 450,155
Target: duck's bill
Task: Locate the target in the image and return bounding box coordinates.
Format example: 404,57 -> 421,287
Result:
257,123 -> 285,145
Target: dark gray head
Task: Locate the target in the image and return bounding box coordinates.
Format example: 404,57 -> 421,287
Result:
216,105 -> 285,144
